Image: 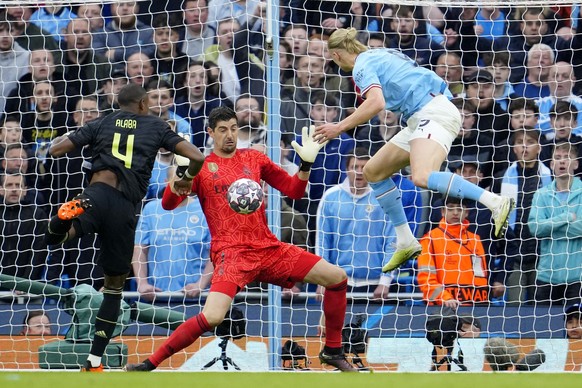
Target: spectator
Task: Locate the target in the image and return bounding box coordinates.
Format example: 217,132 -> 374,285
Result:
145,79 -> 190,136
458,315 -> 482,338
365,32 -> 389,49
20,310 -> 52,336
293,92 -> 355,249
29,6 -> 76,42
501,127 -> 552,305
125,52 -> 154,86
173,61 -> 221,150
133,167 -> 212,301
280,55 -> 343,142
355,110 -> 402,156
537,61 -> 582,138
529,142 -> 582,306
482,51 -> 517,112
463,69 -> 510,145
288,1 -> 352,36
316,147 -> 396,300
4,49 -> 67,116
207,0 -> 260,33
4,6 -> 61,66
434,52 -> 464,97
97,67 -> 128,115
447,98 -> 494,184
181,0 -> 214,59
565,304 -> 582,339
488,7 -> 571,83
492,97 -> 540,183
92,1 -> 154,65
76,3 -> 104,33
0,12 -> 31,114
0,171 -> 48,281
540,101 -> 582,173
513,43 -> 553,99
282,24 -> 308,58
0,143 -> 45,206
387,5 -> 444,68
418,196 -> 491,308
234,94 -> 266,148
474,7 -> 507,40
150,14 -> 189,90
278,40 -> 294,84
20,81 -> 68,166
0,115 -> 23,155
204,18 -> 264,106
61,17 -> 111,98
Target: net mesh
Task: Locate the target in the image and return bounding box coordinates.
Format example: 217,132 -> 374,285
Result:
0,0 -> 581,372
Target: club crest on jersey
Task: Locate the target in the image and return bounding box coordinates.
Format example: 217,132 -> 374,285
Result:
208,162 -> 218,172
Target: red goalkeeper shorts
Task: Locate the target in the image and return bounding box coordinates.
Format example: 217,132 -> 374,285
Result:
209,242 -> 320,296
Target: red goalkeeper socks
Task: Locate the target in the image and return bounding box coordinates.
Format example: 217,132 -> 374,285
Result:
149,313 -> 211,367
323,279 -> 348,348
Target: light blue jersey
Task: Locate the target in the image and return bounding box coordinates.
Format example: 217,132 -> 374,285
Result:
135,198 -> 210,292
536,95 -> 582,137
352,49 -> 451,121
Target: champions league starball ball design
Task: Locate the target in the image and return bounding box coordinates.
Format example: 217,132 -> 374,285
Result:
227,178 -> 264,215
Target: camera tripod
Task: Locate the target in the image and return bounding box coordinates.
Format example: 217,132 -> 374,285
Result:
430,345 -> 467,371
202,337 -> 241,371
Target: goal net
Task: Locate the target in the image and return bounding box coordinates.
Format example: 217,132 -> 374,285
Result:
0,0 -> 581,372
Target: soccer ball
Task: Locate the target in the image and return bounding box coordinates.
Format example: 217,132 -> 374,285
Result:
227,178 -> 264,215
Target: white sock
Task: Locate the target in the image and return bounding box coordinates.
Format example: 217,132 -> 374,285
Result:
88,354 -> 101,368
479,190 -> 502,211
395,224 -> 416,247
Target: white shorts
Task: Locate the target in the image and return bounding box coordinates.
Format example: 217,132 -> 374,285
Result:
389,95 -> 461,154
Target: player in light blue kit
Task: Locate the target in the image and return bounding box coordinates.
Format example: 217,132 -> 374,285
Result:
314,28 -> 515,273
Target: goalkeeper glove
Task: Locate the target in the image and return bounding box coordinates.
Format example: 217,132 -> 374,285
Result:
175,133 -> 194,180
291,125 -> 327,172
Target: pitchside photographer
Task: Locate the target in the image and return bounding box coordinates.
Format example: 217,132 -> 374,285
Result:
425,307 -> 482,371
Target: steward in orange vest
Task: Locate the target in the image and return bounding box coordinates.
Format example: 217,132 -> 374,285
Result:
418,197 -> 489,305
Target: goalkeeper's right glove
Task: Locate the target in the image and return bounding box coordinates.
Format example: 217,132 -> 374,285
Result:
291,125 -> 328,171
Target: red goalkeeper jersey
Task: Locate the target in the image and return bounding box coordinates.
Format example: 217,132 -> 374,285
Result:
162,148 -> 307,252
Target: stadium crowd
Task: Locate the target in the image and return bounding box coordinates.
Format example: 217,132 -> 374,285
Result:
1,1 -> 582,308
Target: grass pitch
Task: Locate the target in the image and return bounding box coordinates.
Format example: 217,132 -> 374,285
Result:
1,372 -> 581,388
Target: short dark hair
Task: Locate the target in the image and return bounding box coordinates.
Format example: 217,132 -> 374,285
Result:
152,12 -> 182,32
310,90 -> 339,108
512,126 -> 541,144
145,78 -> 174,97
444,196 -> 468,207
508,97 -> 539,115
482,51 -> 511,67
208,106 -> 237,129
346,147 -> 371,166
117,84 -> 147,107
1,114 -> 20,127
22,310 -> 48,326
451,98 -> 476,114
550,100 -> 578,119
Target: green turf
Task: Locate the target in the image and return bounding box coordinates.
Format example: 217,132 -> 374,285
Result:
1,372 -> 582,388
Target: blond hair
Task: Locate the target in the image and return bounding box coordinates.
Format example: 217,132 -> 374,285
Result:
327,28 -> 367,54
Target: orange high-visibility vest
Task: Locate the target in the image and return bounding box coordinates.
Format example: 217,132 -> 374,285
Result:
417,218 -> 489,304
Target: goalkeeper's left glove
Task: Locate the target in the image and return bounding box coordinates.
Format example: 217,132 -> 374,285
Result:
291,125 -> 328,172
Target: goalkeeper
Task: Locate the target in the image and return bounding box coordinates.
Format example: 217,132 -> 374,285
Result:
125,107 -> 357,372
45,84 -> 205,372
314,28 -> 515,273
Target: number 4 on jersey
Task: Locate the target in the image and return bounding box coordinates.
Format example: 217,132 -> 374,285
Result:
112,133 -> 135,168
